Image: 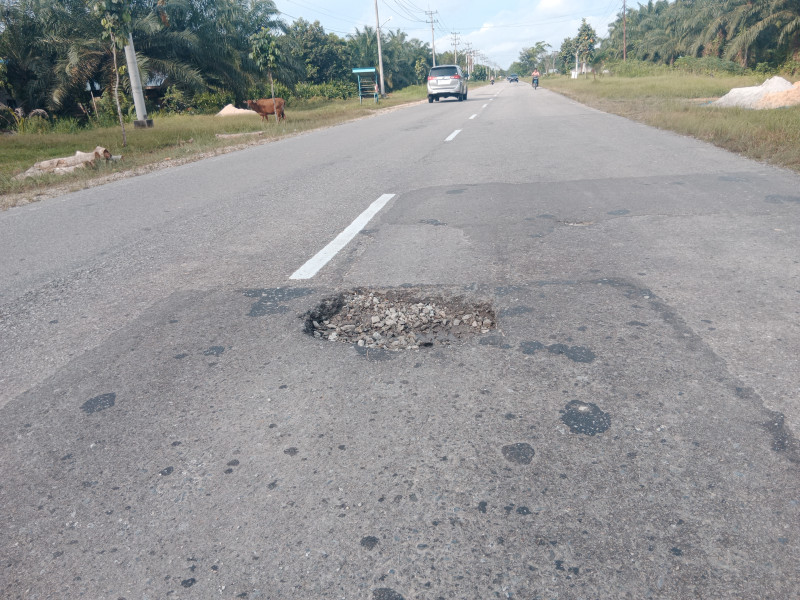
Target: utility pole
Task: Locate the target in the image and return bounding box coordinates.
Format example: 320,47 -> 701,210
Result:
623,0 -> 627,61
426,10 -> 437,67
451,32 -> 460,66
374,0 -> 386,97
123,33 -> 152,127
464,42 -> 473,76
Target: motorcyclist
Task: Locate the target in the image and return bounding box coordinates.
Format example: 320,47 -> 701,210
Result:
490,75 -> 495,85
531,68 -> 540,89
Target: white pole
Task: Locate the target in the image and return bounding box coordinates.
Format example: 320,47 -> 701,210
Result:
374,0 -> 386,97
124,32 -> 150,126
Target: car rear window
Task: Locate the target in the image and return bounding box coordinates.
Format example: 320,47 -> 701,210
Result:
430,66 -> 458,77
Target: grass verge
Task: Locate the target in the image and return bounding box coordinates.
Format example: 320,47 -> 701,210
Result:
544,74 -> 800,174
0,85 -> 435,210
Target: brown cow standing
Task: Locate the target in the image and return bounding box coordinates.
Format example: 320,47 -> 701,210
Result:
245,98 -> 285,122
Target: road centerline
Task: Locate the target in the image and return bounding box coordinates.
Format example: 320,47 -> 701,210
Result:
445,129 -> 462,142
289,193 -> 396,280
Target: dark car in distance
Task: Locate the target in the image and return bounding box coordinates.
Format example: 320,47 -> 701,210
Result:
507,73 -> 519,82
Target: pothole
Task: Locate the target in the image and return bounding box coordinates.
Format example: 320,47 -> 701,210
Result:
304,288 -> 497,350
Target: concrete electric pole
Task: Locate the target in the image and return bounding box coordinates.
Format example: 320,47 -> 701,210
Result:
426,10 -> 437,67
623,0 -> 627,61
451,32 -> 460,66
374,0 -> 386,97
123,33 -> 152,127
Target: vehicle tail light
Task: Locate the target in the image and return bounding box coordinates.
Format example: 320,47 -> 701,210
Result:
452,74 -> 461,79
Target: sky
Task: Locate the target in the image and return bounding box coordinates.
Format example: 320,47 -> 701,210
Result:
273,0 -> 625,69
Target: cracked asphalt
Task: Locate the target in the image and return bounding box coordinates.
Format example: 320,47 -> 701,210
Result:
1,82 -> 798,599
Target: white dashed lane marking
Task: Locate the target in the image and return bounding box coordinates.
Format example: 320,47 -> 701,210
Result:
290,194 -> 396,280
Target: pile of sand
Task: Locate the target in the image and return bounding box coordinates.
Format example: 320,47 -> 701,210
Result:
216,103 -> 258,117
755,80 -> 800,109
713,76 -> 797,109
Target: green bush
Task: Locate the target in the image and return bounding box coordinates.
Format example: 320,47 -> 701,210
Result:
0,106 -> 52,133
192,90 -> 235,114
246,82 -> 292,106
50,117 -> 84,134
673,56 -> 746,75
605,60 -> 671,77
602,57 -> 751,78
94,89 -> 132,127
160,85 -> 191,114
293,80 -> 358,101
779,59 -> 800,76
754,62 -> 775,76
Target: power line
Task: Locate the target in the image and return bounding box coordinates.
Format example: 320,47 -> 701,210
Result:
386,0 -> 427,23
280,0 -> 365,26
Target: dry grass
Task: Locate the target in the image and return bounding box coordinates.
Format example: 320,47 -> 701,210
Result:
545,74 -> 800,173
0,86 -> 433,210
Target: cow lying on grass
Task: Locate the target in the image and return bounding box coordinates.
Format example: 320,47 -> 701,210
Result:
245,98 -> 285,122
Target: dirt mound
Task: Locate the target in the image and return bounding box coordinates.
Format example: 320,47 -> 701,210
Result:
216,103 -> 258,117
755,80 -> 800,109
714,76 -> 796,109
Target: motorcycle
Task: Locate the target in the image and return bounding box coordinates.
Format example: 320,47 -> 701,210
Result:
532,77 -> 539,90
490,78 -> 495,85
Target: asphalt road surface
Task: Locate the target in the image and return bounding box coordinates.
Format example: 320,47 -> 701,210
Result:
1,81 -> 799,600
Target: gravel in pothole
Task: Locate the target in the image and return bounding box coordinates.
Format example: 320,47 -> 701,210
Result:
304,289 -> 497,350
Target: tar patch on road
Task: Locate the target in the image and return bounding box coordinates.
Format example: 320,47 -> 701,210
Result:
501,443 -> 535,464
520,341 -> 596,363
373,589 -> 404,600
361,536 -> 380,550
560,401 -> 611,435
765,194 -> 800,204
80,392 -> 116,414
243,287 -> 314,317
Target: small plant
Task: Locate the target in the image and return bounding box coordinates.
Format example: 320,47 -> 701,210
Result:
754,62 -> 775,76
94,90 -> 132,127
160,85 -> 191,114
50,117 -> 85,134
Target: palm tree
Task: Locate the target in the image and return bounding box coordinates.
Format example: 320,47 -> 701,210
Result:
754,0 -> 800,62
348,26 -> 379,72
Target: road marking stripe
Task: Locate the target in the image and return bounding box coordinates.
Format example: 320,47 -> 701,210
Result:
445,129 -> 462,142
469,114 -> 477,120
290,193 -> 396,280
482,103 -> 488,108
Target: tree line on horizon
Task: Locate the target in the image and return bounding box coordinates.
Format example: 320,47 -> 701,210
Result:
602,0 -> 800,70
0,0 -> 453,121
3,0 -> 798,126
512,0 -> 800,78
